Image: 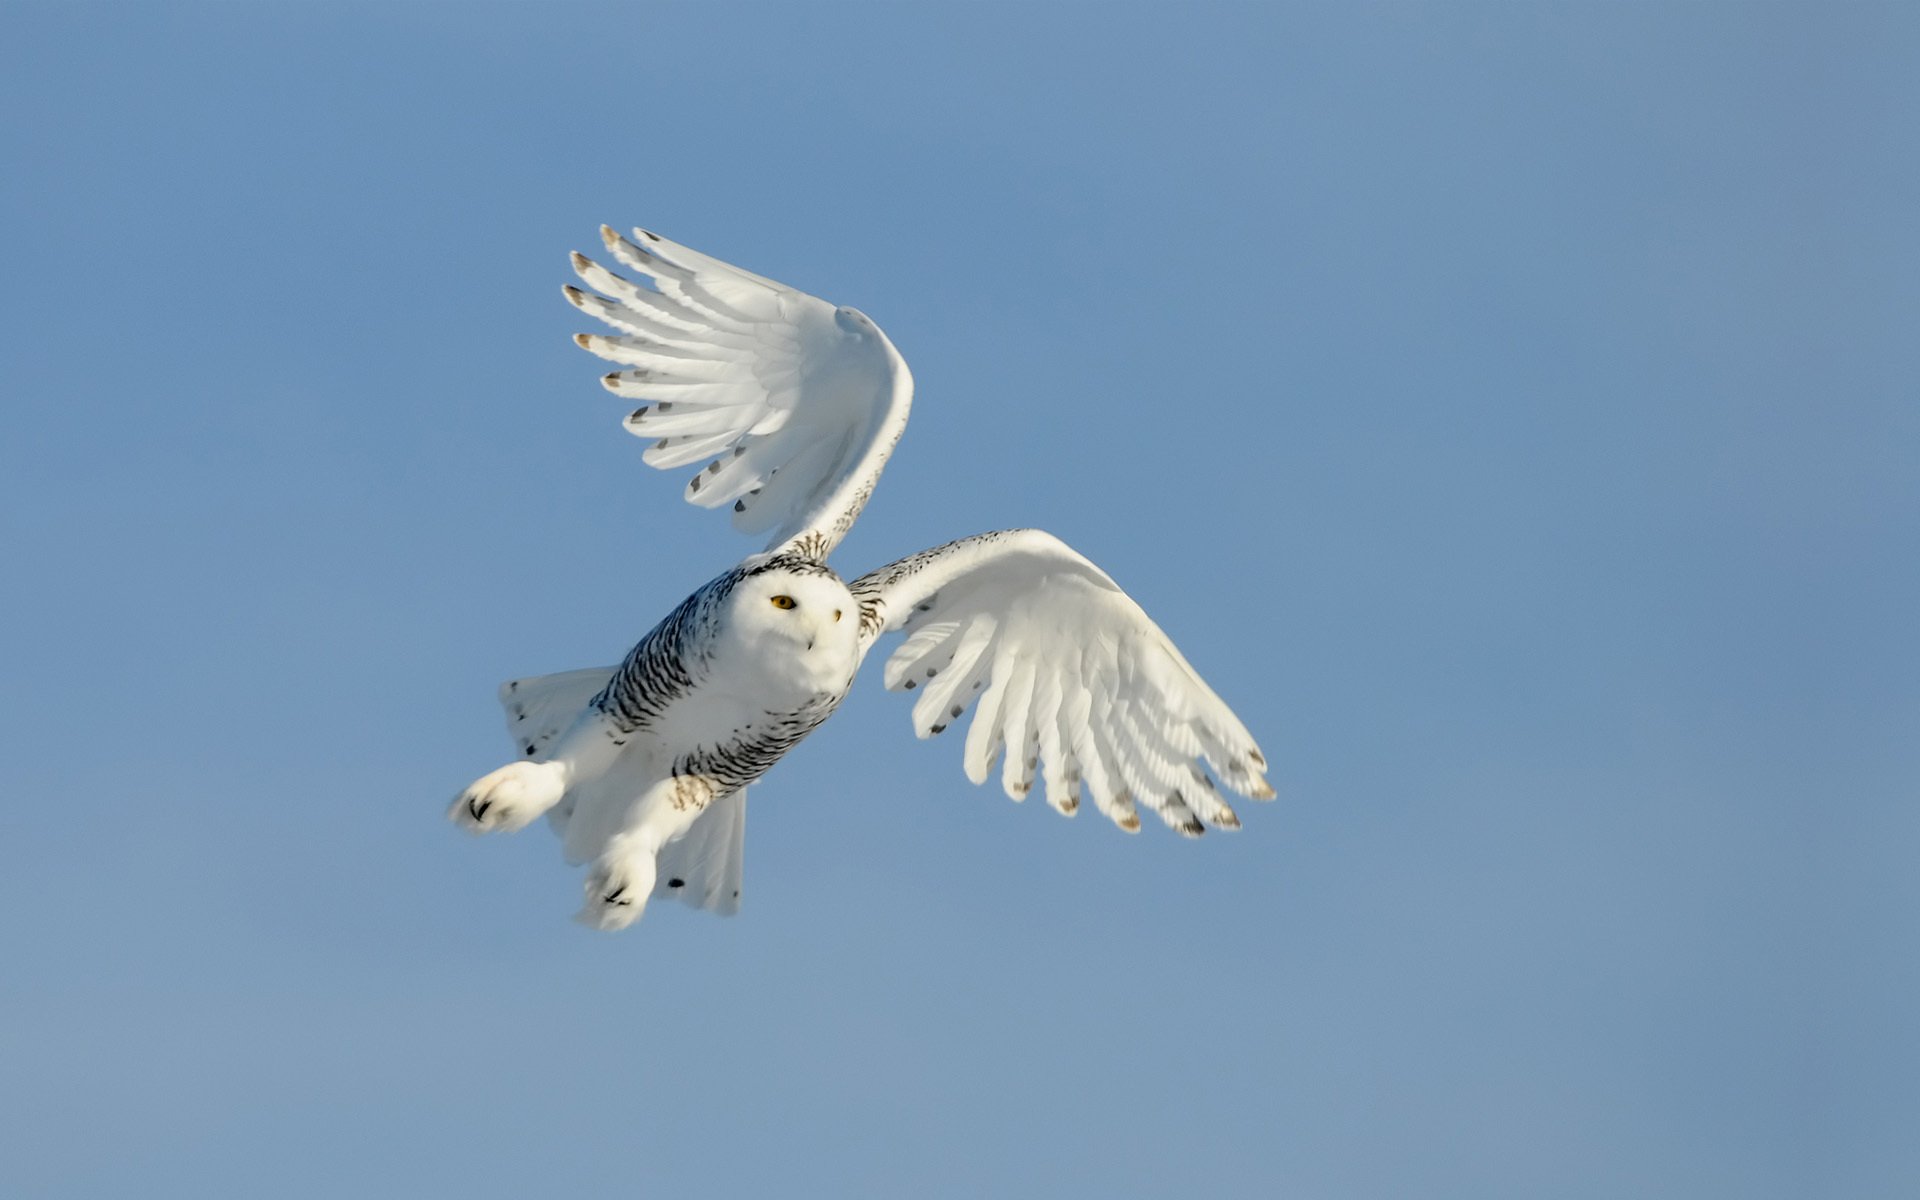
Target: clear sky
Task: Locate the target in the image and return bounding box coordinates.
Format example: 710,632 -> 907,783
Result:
2,3 -> 1914,1197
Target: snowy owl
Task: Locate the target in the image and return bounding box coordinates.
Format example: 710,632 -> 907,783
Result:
450,225 -> 1273,930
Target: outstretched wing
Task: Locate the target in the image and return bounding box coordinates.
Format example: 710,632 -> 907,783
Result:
566,226 -> 913,559
851,530 -> 1273,836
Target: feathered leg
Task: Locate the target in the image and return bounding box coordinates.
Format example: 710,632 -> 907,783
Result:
577,774 -> 722,931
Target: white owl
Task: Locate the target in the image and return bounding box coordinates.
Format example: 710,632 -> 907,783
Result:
450,226 -> 1273,930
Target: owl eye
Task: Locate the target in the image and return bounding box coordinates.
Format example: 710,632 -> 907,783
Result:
833,609 -> 843,622
770,595 -> 797,610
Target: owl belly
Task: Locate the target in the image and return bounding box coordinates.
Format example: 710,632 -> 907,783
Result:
647,679 -> 843,794
646,628 -> 849,777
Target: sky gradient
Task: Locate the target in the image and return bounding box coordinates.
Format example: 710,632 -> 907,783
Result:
3,3 -> 1916,1197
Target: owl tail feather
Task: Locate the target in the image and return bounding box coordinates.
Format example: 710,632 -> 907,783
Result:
651,788 -> 747,917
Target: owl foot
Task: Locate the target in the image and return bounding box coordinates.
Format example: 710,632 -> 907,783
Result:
577,840 -> 657,932
449,760 -> 567,833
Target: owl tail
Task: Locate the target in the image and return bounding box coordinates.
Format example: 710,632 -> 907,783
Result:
650,788 -> 747,917
497,666 -> 618,762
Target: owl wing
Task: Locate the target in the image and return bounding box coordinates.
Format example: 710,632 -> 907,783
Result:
850,530 -> 1273,836
566,226 -> 913,559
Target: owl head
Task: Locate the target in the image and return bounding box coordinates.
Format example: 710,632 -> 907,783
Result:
726,555 -> 859,664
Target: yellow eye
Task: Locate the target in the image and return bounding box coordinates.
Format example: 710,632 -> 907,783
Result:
833,608 -> 843,622
770,595 -> 796,610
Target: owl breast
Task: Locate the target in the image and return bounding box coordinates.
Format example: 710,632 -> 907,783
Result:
600,558 -> 862,791
646,640 -> 852,795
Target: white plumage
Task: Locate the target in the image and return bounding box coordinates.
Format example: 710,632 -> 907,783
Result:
450,225 -> 1272,930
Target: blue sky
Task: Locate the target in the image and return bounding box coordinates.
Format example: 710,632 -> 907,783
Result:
2,3 -> 1915,1196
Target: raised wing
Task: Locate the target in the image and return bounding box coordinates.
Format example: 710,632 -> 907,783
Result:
566,226 -> 913,559
851,530 -> 1273,836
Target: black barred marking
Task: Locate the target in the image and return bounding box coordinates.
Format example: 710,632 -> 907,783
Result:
668,878 -> 685,889
673,693 -> 838,795
785,530 -> 832,563
847,530 -> 1033,640
592,586 -> 705,735
592,553 -> 855,795
744,553 -> 838,582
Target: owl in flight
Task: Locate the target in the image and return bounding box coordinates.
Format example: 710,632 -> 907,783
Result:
450,226 -> 1273,930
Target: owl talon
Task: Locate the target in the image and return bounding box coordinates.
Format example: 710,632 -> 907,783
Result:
579,843 -> 656,931
449,760 -> 566,833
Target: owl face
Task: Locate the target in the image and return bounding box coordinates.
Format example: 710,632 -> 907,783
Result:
728,565 -> 859,668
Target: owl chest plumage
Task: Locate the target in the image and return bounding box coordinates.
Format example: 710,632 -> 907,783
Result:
593,560 -> 859,794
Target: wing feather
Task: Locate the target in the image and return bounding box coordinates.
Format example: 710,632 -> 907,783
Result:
961,646 -> 1011,785
995,659 -> 1039,801
854,529 -> 1272,836
641,430 -> 749,470
568,224 -> 912,557
1033,672 -> 1073,816
909,617 -> 995,737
